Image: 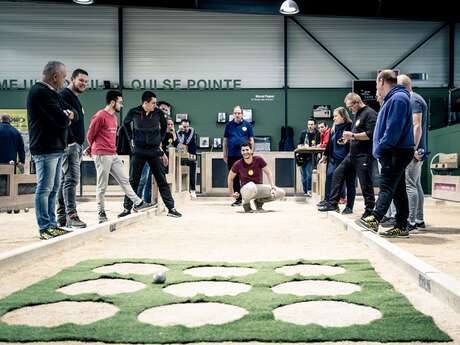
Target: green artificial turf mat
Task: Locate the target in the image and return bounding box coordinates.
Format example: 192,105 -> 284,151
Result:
0,258 -> 451,343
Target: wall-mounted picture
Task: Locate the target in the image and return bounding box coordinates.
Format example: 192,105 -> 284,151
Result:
213,137 -> 222,149
228,113 -> 234,122
199,136 -> 210,148
312,105 -> 331,119
175,113 -> 188,123
242,108 -> 253,122
217,112 -> 227,123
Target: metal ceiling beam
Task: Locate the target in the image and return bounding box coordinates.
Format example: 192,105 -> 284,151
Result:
448,21 -> 455,89
390,22 -> 448,70
289,16 -> 359,80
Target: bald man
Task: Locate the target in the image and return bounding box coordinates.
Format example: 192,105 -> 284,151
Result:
398,74 -> 428,231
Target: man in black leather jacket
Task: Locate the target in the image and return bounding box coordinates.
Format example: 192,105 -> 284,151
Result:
119,91 -> 182,218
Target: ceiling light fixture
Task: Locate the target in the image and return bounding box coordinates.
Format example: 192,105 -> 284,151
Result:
73,0 -> 94,5
279,0 -> 299,15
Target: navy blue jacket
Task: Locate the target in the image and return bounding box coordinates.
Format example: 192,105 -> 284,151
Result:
0,123 -> 25,164
324,122 -> 351,162
178,128 -> 197,155
373,85 -> 414,159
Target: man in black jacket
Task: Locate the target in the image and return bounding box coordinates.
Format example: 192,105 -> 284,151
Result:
57,69 -> 89,229
318,93 -> 377,218
178,119 -> 197,198
297,119 -> 320,197
119,91 -> 182,218
27,61 -> 74,240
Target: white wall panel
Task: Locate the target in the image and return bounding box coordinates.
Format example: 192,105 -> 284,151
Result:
288,16 -> 446,87
0,2 -> 118,83
123,9 -> 284,88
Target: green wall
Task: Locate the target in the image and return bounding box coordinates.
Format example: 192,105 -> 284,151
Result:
0,87 -> 452,162
424,123 -> 460,194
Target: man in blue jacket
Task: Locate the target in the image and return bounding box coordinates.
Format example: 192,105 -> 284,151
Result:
0,114 -> 25,168
357,70 -> 414,238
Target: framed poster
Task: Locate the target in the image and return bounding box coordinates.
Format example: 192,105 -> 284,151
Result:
217,112 -> 227,123
175,113 -> 188,123
213,137 -> 222,149
352,80 -> 380,112
312,105 -> 331,119
242,108 -> 253,122
199,136 -> 210,148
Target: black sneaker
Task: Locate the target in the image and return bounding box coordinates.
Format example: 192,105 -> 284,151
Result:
316,200 -> 328,207
361,210 -> 372,220
118,209 -> 131,218
243,203 -> 253,213
380,217 -> 396,228
317,203 -> 339,212
133,201 -> 153,212
57,217 -> 67,227
342,207 -> 353,215
416,221 -> 426,229
167,208 -> 182,217
231,200 -> 242,207
99,211 -> 108,224
355,215 -> 379,233
380,226 -> 409,238
407,223 -> 417,232
67,214 -> 87,228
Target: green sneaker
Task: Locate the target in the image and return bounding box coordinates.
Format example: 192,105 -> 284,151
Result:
355,215 -> 379,233
39,229 -> 55,240
380,227 -> 409,238
49,227 -> 72,237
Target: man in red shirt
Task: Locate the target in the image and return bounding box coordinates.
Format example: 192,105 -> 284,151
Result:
227,142 -> 285,213
86,90 -> 152,223
318,121 -> 331,149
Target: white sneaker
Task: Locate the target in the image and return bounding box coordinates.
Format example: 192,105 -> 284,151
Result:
190,190 -> 197,199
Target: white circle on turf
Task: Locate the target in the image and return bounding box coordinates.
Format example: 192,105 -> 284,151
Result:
184,266 -> 256,277
57,278 -> 145,296
138,302 -> 248,327
1,301 -> 118,327
276,264 -> 345,277
93,263 -> 168,275
164,281 -> 251,297
273,301 -> 381,327
272,280 -> 360,296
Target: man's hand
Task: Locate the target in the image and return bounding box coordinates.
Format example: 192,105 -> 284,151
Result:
414,151 -> 423,161
83,147 -> 91,157
232,192 -> 240,199
319,156 -> 327,164
64,109 -> 75,121
160,154 -> 169,167
342,131 -> 353,140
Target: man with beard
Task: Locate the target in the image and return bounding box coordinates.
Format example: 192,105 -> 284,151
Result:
57,69 -> 89,228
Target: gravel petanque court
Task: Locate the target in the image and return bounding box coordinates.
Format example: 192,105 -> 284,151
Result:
0,197 -> 459,344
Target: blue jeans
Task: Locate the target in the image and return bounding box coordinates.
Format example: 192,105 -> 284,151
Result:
300,158 -> 314,193
33,153 -> 63,232
137,162 -> 152,203
57,143 -> 82,218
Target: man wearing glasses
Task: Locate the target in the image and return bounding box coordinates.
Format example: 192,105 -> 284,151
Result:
318,93 -> 377,219
223,105 -> 254,206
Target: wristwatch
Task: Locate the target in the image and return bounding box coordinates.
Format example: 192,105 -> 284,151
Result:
352,133 -> 356,140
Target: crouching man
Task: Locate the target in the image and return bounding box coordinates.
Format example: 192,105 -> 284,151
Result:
227,142 -> 285,212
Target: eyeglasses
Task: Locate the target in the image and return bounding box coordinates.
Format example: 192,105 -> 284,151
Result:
233,112 -> 242,115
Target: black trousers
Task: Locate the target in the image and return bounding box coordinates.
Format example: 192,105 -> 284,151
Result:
374,149 -> 414,228
123,154 -> 174,211
329,153 -> 375,212
228,156 -> 242,202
